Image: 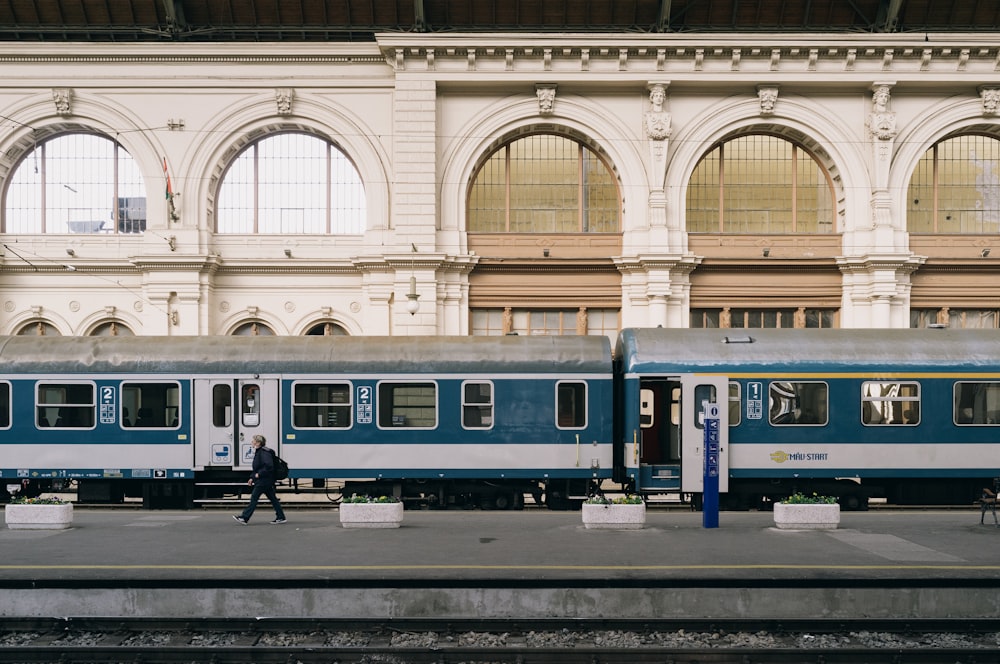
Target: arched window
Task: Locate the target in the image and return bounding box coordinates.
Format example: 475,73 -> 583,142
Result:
90,322 -> 134,336
5,133 -> 144,234
687,135 -> 835,233
468,134 -> 620,233
16,321 -> 60,336
231,322 -> 274,336
908,134 -> 1000,233
217,132 -> 365,234
305,322 -> 348,336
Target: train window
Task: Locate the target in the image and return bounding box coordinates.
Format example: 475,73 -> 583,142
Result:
729,382 -> 741,426
954,382 -> 1000,425
121,382 -> 180,428
462,381 -> 494,429
293,382 -> 352,428
693,384 -> 717,429
556,381 -> 587,429
377,382 -> 437,429
769,381 -> 828,426
861,381 -> 919,426
242,384 -> 260,427
212,384 -> 232,428
0,382 -> 9,428
36,382 -> 95,429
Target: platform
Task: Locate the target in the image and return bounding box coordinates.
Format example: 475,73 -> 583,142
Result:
1,508 -> 998,621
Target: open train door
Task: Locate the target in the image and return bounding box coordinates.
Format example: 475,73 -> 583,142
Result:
679,375 -> 729,498
193,378 -> 280,472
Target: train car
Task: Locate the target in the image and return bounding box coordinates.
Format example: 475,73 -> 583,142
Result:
615,327 -> 1000,510
0,335 -> 614,509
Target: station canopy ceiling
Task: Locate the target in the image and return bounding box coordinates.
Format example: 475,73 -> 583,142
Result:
0,1 -> 994,42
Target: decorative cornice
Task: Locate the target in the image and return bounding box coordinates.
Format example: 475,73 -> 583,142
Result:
378,34 -> 1000,78
836,253 -> 926,275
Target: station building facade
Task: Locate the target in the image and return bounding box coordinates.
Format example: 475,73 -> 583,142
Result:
0,33 -> 998,338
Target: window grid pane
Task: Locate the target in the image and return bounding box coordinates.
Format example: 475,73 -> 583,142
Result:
909,135 -> 1000,234
5,134 -> 143,234
691,308 -> 837,329
689,135 -> 834,234
469,134 -> 619,234
217,132 -> 365,235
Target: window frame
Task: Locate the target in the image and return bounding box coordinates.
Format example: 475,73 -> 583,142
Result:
120,380 -> 181,430
555,380 -> 588,430
0,381 -> 9,430
767,380 -> 829,427
687,134 -> 836,234
461,380 -> 495,430
4,132 -> 144,235
291,380 -> 354,430
861,381 -> 921,427
215,131 -> 366,235
376,380 -> 438,430
467,133 -> 621,235
953,381 -> 1000,426
36,381 -> 96,430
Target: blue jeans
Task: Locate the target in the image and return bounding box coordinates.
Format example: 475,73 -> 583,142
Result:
240,481 -> 285,522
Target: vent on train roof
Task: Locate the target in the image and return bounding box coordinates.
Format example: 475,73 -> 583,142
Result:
722,335 -> 755,344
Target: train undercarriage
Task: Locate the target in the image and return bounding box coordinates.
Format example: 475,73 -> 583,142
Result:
6,475 -> 993,512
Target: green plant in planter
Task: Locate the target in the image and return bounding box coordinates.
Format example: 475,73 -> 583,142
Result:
585,494 -> 643,505
9,496 -> 68,505
341,494 -> 400,504
782,492 -> 837,505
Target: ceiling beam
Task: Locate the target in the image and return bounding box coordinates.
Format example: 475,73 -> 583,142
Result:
877,0 -> 904,31
161,0 -> 187,34
414,0 -> 427,31
656,0 -> 672,32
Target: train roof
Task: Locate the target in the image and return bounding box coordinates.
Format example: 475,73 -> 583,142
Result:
617,327 -> 1000,374
0,334 -> 612,375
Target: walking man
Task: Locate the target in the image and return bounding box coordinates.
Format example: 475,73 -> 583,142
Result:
233,434 -> 287,525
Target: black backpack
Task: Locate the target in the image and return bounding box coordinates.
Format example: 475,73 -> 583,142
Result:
271,450 -> 289,481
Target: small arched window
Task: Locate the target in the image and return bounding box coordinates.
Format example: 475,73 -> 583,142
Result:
90,322 -> 134,336
16,321 -> 60,336
232,322 -> 274,336
217,132 -> 365,234
687,134 -> 835,233
5,133 -> 144,234
468,134 -> 620,233
908,134 -> 1000,233
305,322 -> 348,336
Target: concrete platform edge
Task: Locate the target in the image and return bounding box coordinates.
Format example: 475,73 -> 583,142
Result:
3,587 -> 999,620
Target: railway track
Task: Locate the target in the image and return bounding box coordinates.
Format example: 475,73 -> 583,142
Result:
0,617 -> 997,663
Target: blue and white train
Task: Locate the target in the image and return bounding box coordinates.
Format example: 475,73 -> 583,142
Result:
1,327 -> 998,509
616,327 -> 1000,509
0,334 -> 614,509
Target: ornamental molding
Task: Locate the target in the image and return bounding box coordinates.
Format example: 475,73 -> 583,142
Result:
379,35 -> 1000,77
613,254 -> 703,275
835,254 -> 926,275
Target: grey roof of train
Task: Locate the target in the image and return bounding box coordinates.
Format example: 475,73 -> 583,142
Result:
0,334 -> 612,375
618,327 -> 1000,372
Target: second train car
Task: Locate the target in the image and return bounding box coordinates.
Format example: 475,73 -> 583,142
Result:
617,326 -> 1000,509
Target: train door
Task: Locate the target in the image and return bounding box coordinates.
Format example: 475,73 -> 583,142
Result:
636,379 -> 682,490
193,378 -> 279,471
679,375 -> 729,495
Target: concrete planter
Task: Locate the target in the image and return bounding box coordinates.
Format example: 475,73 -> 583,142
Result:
582,502 -> 646,530
339,501 -> 403,529
5,503 -> 74,530
773,502 -> 840,530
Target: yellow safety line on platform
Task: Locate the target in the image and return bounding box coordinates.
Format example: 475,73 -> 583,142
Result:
1,564 -> 1000,571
